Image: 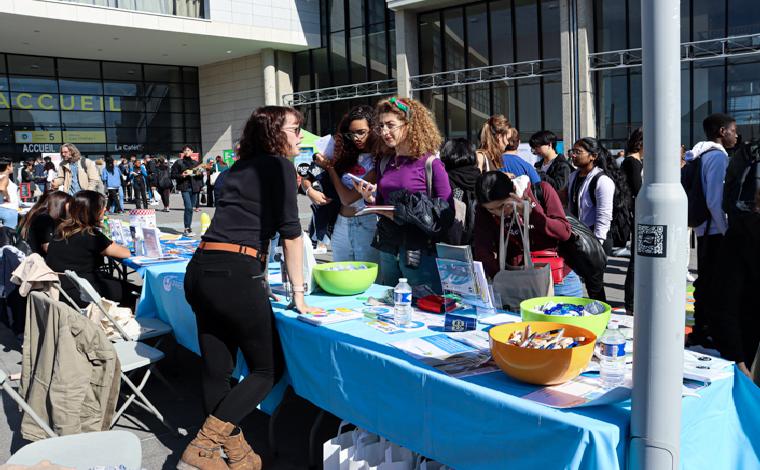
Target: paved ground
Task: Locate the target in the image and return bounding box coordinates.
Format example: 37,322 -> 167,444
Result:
0,191 -> 697,468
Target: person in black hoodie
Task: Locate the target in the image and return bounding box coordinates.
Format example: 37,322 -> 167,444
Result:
440,138 -> 480,246
171,145 -> 201,235
531,130 -> 573,206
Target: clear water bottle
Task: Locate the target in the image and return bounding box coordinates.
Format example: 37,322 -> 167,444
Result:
599,322 -> 627,388
393,278 -> 412,327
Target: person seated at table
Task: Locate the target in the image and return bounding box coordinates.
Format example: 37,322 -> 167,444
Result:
46,190 -> 132,308
473,171 -> 584,296
17,190 -> 74,256
180,105 -> 318,470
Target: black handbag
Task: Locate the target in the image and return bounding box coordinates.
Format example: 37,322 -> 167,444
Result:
558,215 -> 607,282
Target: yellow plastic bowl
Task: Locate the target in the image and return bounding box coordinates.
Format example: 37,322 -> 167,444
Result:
489,321 -> 597,386
312,261 -> 378,295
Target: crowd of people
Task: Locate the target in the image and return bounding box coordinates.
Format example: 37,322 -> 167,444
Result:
2,98 -> 757,469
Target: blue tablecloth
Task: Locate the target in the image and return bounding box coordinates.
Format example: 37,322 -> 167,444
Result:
135,261 -> 760,470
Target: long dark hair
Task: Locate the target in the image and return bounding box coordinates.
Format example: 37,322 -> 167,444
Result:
105,156 -> 115,173
625,128 -> 644,156
574,137 -> 632,210
18,191 -> 73,238
441,138 -> 477,171
238,106 -> 303,160
57,190 -> 106,240
332,105 -> 379,176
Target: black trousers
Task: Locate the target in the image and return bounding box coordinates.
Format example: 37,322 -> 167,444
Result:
133,182 -> 148,209
159,188 -> 171,208
184,250 -> 283,425
107,188 -> 122,213
585,236 -> 613,302
693,233 -> 724,339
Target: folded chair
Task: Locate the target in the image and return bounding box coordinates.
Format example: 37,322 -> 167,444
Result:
30,290 -> 185,438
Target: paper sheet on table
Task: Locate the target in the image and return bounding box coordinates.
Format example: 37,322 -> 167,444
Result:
391,334 -> 492,376
479,313 -> 521,325
683,350 -> 734,383
522,375 -> 633,408
314,135 -> 335,157
446,329 -> 491,351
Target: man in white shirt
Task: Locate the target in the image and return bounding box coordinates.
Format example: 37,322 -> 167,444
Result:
0,158 -> 20,229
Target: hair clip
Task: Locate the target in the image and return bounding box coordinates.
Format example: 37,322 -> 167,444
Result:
389,97 -> 412,119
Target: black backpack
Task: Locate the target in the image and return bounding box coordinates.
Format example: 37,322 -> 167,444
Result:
681,156 -> 710,228
724,140 -> 760,216
587,173 -> 632,247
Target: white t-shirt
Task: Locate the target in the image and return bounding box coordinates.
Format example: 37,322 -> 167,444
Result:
0,176 -> 19,210
47,169 -> 57,183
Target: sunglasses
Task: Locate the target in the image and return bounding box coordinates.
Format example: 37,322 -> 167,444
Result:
342,129 -> 370,141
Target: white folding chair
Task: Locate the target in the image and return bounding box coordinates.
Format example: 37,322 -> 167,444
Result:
6,430 -> 142,470
29,290 -> 185,438
64,269 -> 173,343
0,367 -> 56,439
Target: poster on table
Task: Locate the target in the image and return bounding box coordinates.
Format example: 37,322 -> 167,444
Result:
141,227 -> 163,258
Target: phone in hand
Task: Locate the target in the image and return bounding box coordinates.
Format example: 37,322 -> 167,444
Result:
346,173 -> 366,185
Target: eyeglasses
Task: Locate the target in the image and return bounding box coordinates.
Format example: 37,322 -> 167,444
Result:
373,123 -> 406,135
343,130 -> 370,141
283,126 -> 302,137
567,148 -> 584,156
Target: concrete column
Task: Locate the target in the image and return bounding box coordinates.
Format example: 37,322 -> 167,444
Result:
561,0 -> 596,144
262,48 -> 277,106
275,51 -> 294,105
394,9 -> 418,98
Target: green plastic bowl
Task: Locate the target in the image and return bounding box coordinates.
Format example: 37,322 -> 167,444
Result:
520,296 -> 612,338
312,262 -> 378,296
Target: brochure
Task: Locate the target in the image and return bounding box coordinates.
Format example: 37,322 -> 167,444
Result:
109,219 -> 125,245
314,134 -> 336,158
391,334 -> 492,376
436,258 -> 478,296
522,375 -> 633,408
129,256 -> 184,266
141,227 -> 162,258
683,350 -> 734,383
297,308 -> 364,326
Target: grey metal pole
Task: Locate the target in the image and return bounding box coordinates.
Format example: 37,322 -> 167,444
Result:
630,0 -> 686,469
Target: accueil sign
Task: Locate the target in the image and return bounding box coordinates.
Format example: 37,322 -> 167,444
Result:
0,92 -> 122,111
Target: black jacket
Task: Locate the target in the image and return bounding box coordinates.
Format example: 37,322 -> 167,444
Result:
714,212 -> 760,365
372,189 -> 454,254
171,157 -> 199,192
447,165 -> 480,245
535,154 -> 573,204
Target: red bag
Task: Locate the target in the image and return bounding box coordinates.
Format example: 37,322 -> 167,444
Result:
531,250 -> 565,284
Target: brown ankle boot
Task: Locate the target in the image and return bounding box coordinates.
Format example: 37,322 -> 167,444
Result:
177,415 -> 235,470
223,428 -> 262,470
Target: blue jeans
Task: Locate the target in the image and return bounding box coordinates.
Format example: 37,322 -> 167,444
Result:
181,190 -> 194,230
0,207 -> 19,229
379,249 -> 442,294
331,214 -> 380,265
553,269 -> 584,297
118,186 -> 125,209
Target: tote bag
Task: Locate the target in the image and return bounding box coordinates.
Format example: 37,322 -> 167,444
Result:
492,201 -> 553,311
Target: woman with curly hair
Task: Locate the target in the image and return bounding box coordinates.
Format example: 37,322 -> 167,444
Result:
355,97 -> 453,292
315,105 -> 382,267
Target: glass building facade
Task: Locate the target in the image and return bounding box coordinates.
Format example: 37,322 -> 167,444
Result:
0,53 -> 201,161
59,0 -> 206,18
417,0 -> 562,143
593,0 -> 760,148
293,0 -> 396,136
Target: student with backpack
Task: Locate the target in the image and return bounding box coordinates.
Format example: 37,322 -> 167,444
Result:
531,130 -> 573,205
567,138 -> 631,301
621,128 -> 644,315
684,113 -> 737,348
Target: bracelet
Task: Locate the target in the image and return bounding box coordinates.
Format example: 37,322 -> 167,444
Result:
289,282 -> 308,294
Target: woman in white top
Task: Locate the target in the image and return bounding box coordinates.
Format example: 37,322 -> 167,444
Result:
0,159 -> 20,229
315,105 -> 382,268
44,161 -> 57,191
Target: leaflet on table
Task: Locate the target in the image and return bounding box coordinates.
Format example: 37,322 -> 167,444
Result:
445,329 -> 490,351
355,206 -> 394,217
479,313 -> 521,326
129,256 -> 184,266
297,308 -> 364,326
683,350 -> 734,383
141,227 -> 163,258
362,307 -> 445,334
522,375 -> 633,408
390,334 -> 492,376
436,258 -> 478,296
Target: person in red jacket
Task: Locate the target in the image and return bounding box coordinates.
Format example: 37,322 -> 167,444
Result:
473,171 -> 584,296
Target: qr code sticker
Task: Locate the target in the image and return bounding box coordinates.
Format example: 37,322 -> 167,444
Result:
637,224 -> 667,258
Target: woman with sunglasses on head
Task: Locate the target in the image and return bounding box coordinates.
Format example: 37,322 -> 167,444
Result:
314,105 -> 382,268
473,171 -> 583,296
566,137 -> 621,301
180,106 -> 317,470
355,97 -> 453,292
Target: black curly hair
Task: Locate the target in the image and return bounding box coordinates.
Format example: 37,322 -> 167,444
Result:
332,105 -> 379,176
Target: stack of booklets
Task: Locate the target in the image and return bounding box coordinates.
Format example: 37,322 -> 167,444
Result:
297,308 -> 364,326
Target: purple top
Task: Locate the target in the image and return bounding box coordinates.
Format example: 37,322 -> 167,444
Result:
376,154 -> 453,205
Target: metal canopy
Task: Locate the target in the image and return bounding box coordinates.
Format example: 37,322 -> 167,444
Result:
409,58 -> 562,91
282,79 -> 398,107
589,32 -> 760,70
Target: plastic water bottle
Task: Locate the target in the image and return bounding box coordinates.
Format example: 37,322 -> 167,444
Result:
599,323 -> 627,388
393,278 -> 412,327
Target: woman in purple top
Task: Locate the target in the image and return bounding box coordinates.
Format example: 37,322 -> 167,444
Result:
355,97 -> 452,292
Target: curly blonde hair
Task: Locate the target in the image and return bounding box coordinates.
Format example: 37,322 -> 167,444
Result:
376,97 -> 442,158
478,115 -> 516,170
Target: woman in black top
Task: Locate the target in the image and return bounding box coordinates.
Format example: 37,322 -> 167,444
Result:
18,190 -> 73,256
180,106 -> 316,470
440,138 -> 480,245
530,130 -> 573,206
621,127 -> 643,315
46,191 -> 131,306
